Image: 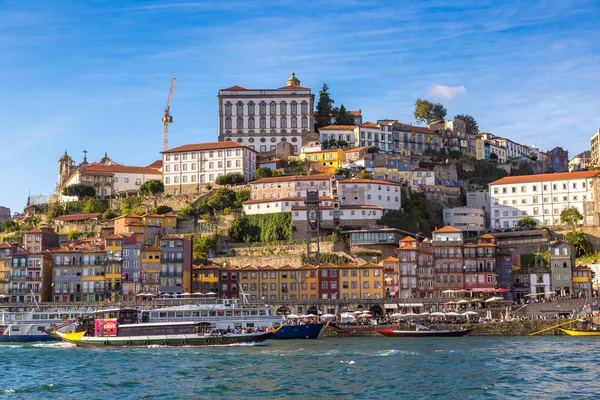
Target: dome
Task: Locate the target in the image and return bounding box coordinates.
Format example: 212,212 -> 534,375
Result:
285,72 -> 300,87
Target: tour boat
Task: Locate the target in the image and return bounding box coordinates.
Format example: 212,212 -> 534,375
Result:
0,307 -> 94,342
47,308 -> 277,347
375,324 -> 472,337
140,300 -> 324,340
559,328 -> 600,336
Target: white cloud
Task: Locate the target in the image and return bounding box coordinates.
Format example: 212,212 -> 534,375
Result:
427,84 -> 467,100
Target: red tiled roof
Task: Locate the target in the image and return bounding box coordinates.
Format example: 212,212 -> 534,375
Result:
400,236 -> 416,242
243,196 -> 333,205
162,141 -> 249,154
382,256 -> 398,262
147,160 -> 163,168
339,205 -> 383,210
221,85 -> 248,91
252,175 -> 333,184
344,146 -> 368,152
490,171 -> 599,185
291,205 -> 334,211
433,226 -> 462,233
56,213 -> 102,222
319,125 -> 357,131
338,178 -> 400,186
349,110 -> 362,117
82,164 -> 161,175
359,122 -> 379,129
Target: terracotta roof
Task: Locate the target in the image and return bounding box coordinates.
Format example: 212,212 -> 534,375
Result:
344,146 -> 368,152
463,242 -> 476,247
112,213 -> 141,220
476,242 -> 497,247
394,123 -> 438,135
193,263 -> 220,270
299,264 -> 317,270
478,234 -> 496,239
338,179 -> 400,186
220,85 -> 248,91
400,236 -> 417,242
82,164 -> 161,175
147,160 -> 163,168
339,205 -> 383,210
305,148 -> 343,154
252,175 -> 333,184
319,125 -> 357,131
142,246 -> 161,251
359,122 -> 379,129
243,196 -> 333,205
490,171 -> 599,185
162,141 -> 250,154
0,243 -> 12,249
56,213 -> 102,222
382,256 -> 398,262
320,263 -> 339,269
433,226 -> 462,233
350,110 -> 362,116
361,262 -> 382,268
427,120 -> 444,126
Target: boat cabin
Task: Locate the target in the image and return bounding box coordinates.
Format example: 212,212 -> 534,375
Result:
117,322 -> 212,337
78,309 -> 138,335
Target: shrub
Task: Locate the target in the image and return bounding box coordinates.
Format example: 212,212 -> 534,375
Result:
62,183 -> 95,198
215,172 -> 245,185
83,199 -> 108,214
152,205 -> 173,215
139,180 -> 164,195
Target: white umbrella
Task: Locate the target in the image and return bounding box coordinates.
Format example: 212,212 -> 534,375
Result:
431,312 -> 445,317
464,311 -> 479,316
446,301 -> 456,305
442,289 -> 456,294
419,312 -> 430,316
358,313 -> 372,318
485,296 -> 504,303
457,299 -> 470,304
446,312 -> 461,317
192,292 -> 204,296
304,314 -> 317,318
321,314 -> 336,318
390,313 -> 404,318
206,292 -> 217,296
353,311 -> 364,314
286,314 -> 300,319
181,292 -> 191,296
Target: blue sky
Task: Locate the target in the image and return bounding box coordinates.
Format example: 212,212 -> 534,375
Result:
1,0 -> 599,213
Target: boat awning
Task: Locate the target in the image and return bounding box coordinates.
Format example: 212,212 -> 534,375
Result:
384,304 -> 398,309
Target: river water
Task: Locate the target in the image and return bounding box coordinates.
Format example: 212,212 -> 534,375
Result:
0,337 -> 598,399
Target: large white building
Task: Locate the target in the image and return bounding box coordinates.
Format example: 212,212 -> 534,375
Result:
319,125 -> 359,148
161,141 -> 256,194
443,207 -> 486,236
217,73 -> 314,154
489,171 -> 598,228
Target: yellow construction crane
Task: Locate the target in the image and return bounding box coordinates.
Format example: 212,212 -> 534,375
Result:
162,77 -> 176,152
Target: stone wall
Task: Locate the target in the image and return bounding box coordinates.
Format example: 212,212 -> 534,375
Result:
433,163 -> 458,183
109,193 -> 203,214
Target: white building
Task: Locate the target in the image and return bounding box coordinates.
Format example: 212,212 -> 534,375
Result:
61,164 -> 162,199
337,179 -> 401,211
162,141 -> 256,195
319,125 -> 359,148
377,120 -> 440,155
409,168 -> 435,190
301,141 -> 322,154
217,73 -> 314,154
489,171 -> 598,228
443,207 -> 486,235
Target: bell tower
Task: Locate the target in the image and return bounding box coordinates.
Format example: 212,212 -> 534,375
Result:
56,150 -> 74,192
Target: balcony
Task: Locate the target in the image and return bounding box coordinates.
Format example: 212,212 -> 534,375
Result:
161,258 -> 183,263
8,288 -> 27,294
160,271 -> 182,277
25,276 -> 41,281
10,276 -> 26,281
82,260 -> 105,266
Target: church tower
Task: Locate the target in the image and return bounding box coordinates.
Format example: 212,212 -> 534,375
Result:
285,72 -> 301,87
56,151 -> 74,191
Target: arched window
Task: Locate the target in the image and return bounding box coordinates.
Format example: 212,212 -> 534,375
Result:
259,102 -> 266,115
270,117 -> 277,128
280,102 -> 287,115
224,102 -> 232,116
301,101 -> 308,114
301,116 -> 308,128
260,117 -> 266,129
270,102 -> 277,115
291,101 -> 298,114
237,117 -> 243,129
248,117 -> 255,129
236,102 -> 244,115
281,117 -> 287,128
225,117 -> 232,129
291,116 -> 297,128
248,102 -> 255,115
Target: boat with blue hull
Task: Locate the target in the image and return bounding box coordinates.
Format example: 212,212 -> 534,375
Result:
273,323 -> 324,339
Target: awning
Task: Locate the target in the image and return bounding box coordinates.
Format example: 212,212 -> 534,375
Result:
384,304 -> 398,309
405,303 -> 424,308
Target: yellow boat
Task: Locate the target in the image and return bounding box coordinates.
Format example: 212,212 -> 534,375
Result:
559,328 -> 600,336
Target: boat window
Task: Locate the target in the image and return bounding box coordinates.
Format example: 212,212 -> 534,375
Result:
32,314 -> 40,320
246,323 -> 254,327
192,312 -> 200,317
208,312 -> 216,317
242,311 -> 249,316
167,312 -> 175,318
176,312 -> 184,318
184,312 -> 192,317
11,327 -> 20,332
233,311 -> 241,317
258,310 -> 266,316
200,311 -> 208,317
273,322 -> 280,328
234,323 -> 242,328
15,314 -> 23,321
225,311 -> 233,317
60,314 -> 68,320
250,311 -> 258,316
49,314 -> 58,320
159,312 -> 167,318
37,326 -> 45,332
40,314 -> 48,319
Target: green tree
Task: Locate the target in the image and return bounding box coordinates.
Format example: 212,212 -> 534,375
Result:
193,235 -> 216,260
62,183 -> 96,198
565,231 -> 593,257
254,167 -> 273,180
229,216 -> 260,242
326,137 -> 337,149
367,146 -> 379,153
489,152 -> 499,161
357,170 -> 373,179
234,190 -> 250,208
336,140 -> 348,148
454,114 -> 479,137
560,206 -> 584,229
215,172 -> 245,185
67,230 -> 85,240
46,202 -> 63,221
335,104 -> 355,125
121,197 -> 142,214
414,98 -> 447,125
139,179 -> 164,195
315,83 -> 335,130
83,199 -> 109,214
152,205 -> 173,215
529,152 -> 538,161
206,189 -> 237,213
1,220 -> 19,233
102,209 -> 119,220
517,217 -> 537,228
177,205 -> 197,219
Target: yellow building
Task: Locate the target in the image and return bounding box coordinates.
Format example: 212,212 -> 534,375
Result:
298,264 -> 318,300
104,233 -> 137,300
193,264 -> 220,295
360,262 -> 385,299
339,263 -> 363,300
475,136 -> 486,160
113,212 -> 178,245
300,148 -> 345,170
141,246 -> 161,295
0,243 -> 12,297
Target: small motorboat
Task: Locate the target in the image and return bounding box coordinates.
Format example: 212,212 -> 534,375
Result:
559,328 -> 600,336
375,323 -> 472,337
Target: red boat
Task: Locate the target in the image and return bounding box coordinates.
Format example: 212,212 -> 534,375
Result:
375,326 -> 472,337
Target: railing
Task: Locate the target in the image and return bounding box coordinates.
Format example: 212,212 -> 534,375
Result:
25,276 -> 41,281
160,272 -> 182,277
82,261 -> 105,266
161,258 -> 183,263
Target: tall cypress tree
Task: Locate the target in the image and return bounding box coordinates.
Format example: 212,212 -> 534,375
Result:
335,104 -> 355,125
315,83 -> 335,131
